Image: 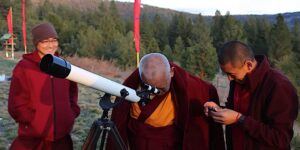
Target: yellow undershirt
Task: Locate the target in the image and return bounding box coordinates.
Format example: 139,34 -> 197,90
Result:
130,92 -> 175,127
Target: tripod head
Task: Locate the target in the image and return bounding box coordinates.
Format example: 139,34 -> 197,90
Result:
98,84 -> 160,119
137,83 -> 160,106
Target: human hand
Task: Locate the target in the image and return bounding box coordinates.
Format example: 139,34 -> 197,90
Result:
203,101 -> 221,117
209,108 -> 241,125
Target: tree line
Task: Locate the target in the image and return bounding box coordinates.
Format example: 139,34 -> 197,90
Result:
0,0 -> 300,93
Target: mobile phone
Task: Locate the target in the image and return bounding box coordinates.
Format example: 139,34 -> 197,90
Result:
208,107 -> 216,112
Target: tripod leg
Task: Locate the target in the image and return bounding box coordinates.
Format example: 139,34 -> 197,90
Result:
82,121 -> 103,150
99,128 -> 108,150
107,121 -> 127,150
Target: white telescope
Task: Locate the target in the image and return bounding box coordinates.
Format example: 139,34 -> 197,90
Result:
40,54 -> 140,102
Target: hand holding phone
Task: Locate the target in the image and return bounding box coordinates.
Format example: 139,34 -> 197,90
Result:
208,107 -> 217,112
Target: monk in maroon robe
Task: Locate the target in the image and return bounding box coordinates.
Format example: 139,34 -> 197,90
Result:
204,41 -> 298,150
107,53 -> 225,150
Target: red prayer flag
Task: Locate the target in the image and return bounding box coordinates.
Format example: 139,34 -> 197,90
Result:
134,0 -> 141,53
22,0 -> 27,52
7,7 -> 13,44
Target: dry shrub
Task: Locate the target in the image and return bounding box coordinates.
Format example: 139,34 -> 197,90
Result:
65,56 -> 127,80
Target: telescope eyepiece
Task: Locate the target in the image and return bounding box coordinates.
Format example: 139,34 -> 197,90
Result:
142,83 -> 160,94
40,54 -> 71,78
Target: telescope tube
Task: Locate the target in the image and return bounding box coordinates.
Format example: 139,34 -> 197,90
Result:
40,54 -> 140,102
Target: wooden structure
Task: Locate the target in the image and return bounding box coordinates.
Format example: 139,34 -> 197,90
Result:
0,33 -> 16,59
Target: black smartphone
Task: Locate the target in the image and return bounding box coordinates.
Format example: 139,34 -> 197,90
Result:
208,107 -> 216,112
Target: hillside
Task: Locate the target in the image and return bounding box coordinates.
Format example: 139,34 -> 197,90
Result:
234,11 -> 300,27
29,0 -> 300,27
30,0 -> 193,20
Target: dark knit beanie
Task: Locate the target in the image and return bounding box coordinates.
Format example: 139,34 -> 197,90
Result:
31,22 -> 58,46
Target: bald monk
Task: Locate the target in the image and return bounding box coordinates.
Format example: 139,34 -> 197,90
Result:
106,53 -> 225,150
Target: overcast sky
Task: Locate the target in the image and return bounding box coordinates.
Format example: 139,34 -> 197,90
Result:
116,0 -> 300,15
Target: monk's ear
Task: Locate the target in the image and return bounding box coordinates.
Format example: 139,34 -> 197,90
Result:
245,59 -> 256,73
170,67 -> 175,78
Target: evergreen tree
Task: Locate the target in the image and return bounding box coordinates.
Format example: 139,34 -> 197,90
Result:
0,15 -> 4,33
244,17 -> 258,51
109,0 -> 125,34
37,0 -> 55,20
268,14 -> 293,66
161,45 -> 173,61
292,19 -> 300,62
153,14 -> 168,50
78,26 -> 103,57
178,14 -> 193,47
24,0 -> 39,52
211,11 -> 246,50
275,54 -> 300,91
173,36 -> 185,63
211,10 -> 223,50
144,37 -> 160,54
84,3 -> 105,29
222,12 -> 246,43
190,14 -> 217,80
124,18 -> 133,33
116,31 -> 136,69
244,17 -> 271,55
253,19 -> 271,55
140,14 -> 154,51
168,14 -> 180,49
291,19 -> 300,89
180,47 -> 197,74
0,0 -> 10,32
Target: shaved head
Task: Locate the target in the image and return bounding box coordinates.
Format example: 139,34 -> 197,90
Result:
218,41 -> 257,83
139,53 -> 170,78
218,41 -> 254,67
138,53 -> 173,95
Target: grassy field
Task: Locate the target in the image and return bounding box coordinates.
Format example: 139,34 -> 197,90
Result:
1,53 -> 300,149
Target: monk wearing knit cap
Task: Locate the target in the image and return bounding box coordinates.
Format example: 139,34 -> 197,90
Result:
8,22 -> 80,150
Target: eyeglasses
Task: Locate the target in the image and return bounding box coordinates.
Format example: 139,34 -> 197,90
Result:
40,39 -> 58,45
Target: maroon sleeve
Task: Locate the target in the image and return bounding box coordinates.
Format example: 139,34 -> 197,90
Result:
241,80 -> 298,149
8,65 -> 35,124
69,81 -> 80,118
208,84 -> 226,150
106,69 -> 139,150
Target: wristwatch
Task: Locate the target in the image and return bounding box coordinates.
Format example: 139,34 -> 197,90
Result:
238,114 -> 246,124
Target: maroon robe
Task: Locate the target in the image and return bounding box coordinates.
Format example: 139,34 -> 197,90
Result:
8,50 -> 79,150
225,55 -> 299,150
106,64 -> 225,150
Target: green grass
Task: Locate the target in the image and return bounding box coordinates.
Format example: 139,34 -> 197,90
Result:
0,57 -> 18,75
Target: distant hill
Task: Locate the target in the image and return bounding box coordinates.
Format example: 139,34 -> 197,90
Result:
30,0 -> 194,20
234,12 -> 300,27
30,0 -> 300,27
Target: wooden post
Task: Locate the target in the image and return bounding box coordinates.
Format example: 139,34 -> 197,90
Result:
11,35 -> 14,59
5,41 -> 9,58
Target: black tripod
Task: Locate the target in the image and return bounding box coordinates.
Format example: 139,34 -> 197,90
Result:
82,85 -> 159,150
82,89 -> 129,150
